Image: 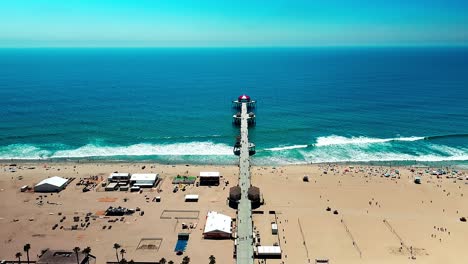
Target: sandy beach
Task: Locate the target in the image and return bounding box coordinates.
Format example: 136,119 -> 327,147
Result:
0,161 -> 467,264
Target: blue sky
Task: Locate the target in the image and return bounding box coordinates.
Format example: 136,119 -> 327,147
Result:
0,0 -> 467,47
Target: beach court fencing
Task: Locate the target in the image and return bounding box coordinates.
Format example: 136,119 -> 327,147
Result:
341,219 -> 362,258
160,209 -> 200,219
298,218 -> 310,259
137,237 -> 163,251
383,219 -> 412,257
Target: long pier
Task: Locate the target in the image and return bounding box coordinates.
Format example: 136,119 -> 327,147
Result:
236,102 -> 254,264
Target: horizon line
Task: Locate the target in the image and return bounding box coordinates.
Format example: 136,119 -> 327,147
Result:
0,44 -> 468,49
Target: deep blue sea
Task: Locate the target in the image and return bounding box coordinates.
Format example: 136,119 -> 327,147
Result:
0,48 -> 467,166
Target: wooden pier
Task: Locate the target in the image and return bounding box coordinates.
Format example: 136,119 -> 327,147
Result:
233,112 -> 256,126
234,96 -> 255,264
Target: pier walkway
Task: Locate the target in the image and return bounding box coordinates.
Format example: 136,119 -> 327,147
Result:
236,102 -> 254,264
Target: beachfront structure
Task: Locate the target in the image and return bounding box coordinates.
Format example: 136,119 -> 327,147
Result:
185,194 -> 199,202
229,186 -> 242,201
232,94 -> 256,110
271,223 -> 278,235
34,176 -> 68,192
199,171 -> 221,186
203,211 -> 232,239
248,186 -> 261,202
233,94 -> 256,264
37,249 -> 96,264
130,173 -> 158,187
105,182 -> 119,191
229,185 -> 242,208
108,172 -> 130,182
256,246 -> 282,258
248,186 -> 262,209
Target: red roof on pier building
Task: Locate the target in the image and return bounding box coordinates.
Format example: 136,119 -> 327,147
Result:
238,94 -> 251,102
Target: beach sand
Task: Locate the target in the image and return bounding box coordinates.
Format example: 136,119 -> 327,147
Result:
0,162 -> 467,264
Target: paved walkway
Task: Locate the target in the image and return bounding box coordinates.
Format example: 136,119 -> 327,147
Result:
236,102 -> 254,264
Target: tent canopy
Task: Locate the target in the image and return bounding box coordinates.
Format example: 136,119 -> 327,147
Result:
203,211 -> 231,234
35,176 -> 67,188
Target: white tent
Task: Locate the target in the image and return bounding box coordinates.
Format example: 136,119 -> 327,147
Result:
185,194 -> 199,202
203,211 -> 232,239
199,172 -> 220,177
199,171 -> 221,186
130,173 -> 158,187
108,173 -> 130,181
257,246 -> 282,257
34,176 -> 68,192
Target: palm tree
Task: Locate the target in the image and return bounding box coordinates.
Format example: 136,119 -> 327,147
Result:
113,243 -> 121,262
119,249 -> 126,261
181,256 -> 190,264
119,259 -> 127,264
23,244 -> 31,264
209,255 -> 216,264
15,252 -> 22,264
82,247 -> 91,264
159,258 -> 167,264
73,247 -> 81,264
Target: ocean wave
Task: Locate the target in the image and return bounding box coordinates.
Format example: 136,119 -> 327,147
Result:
265,145 -> 309,151
1,137 -> 467,165
255,139 -> 468,165
425,133 -> 468,140
315,135 -> 425,147
298,144 -> 468,163
0,142 -> 233,159
160,134 -> 225,140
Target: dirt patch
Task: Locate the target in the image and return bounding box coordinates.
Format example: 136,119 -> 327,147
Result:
95,210 -> 106,216
98,197 -> 118,202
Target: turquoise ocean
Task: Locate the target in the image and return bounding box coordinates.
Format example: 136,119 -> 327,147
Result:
0,48 -> 467,166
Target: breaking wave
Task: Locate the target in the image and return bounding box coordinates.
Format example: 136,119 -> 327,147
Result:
0,133 -> 467,165
314,135 -> 425,147
265,145 -> 308,151
0,142 -> 233,160
255,134 -> 468,165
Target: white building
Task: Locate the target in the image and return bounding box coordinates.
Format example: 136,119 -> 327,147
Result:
200,172 -> 220,177
199,171 -> 221,186
271,223 -> 278,235
185,194 -> 199,202
108,173 -> 130,182
34,176 -> 68,192
130,173 -> 158,187
203,211 -> 232,239
256,246 -> 282,258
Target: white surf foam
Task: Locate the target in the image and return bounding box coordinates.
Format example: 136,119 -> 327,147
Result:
298,144 -> 468,163
51,142 -> 233,158
265,145 -> 309,151
0,142 -> 233,159
0,144 -> 51,160
315,135 -> 425,147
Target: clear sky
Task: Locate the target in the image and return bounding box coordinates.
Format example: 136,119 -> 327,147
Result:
0,0 -> 467,47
